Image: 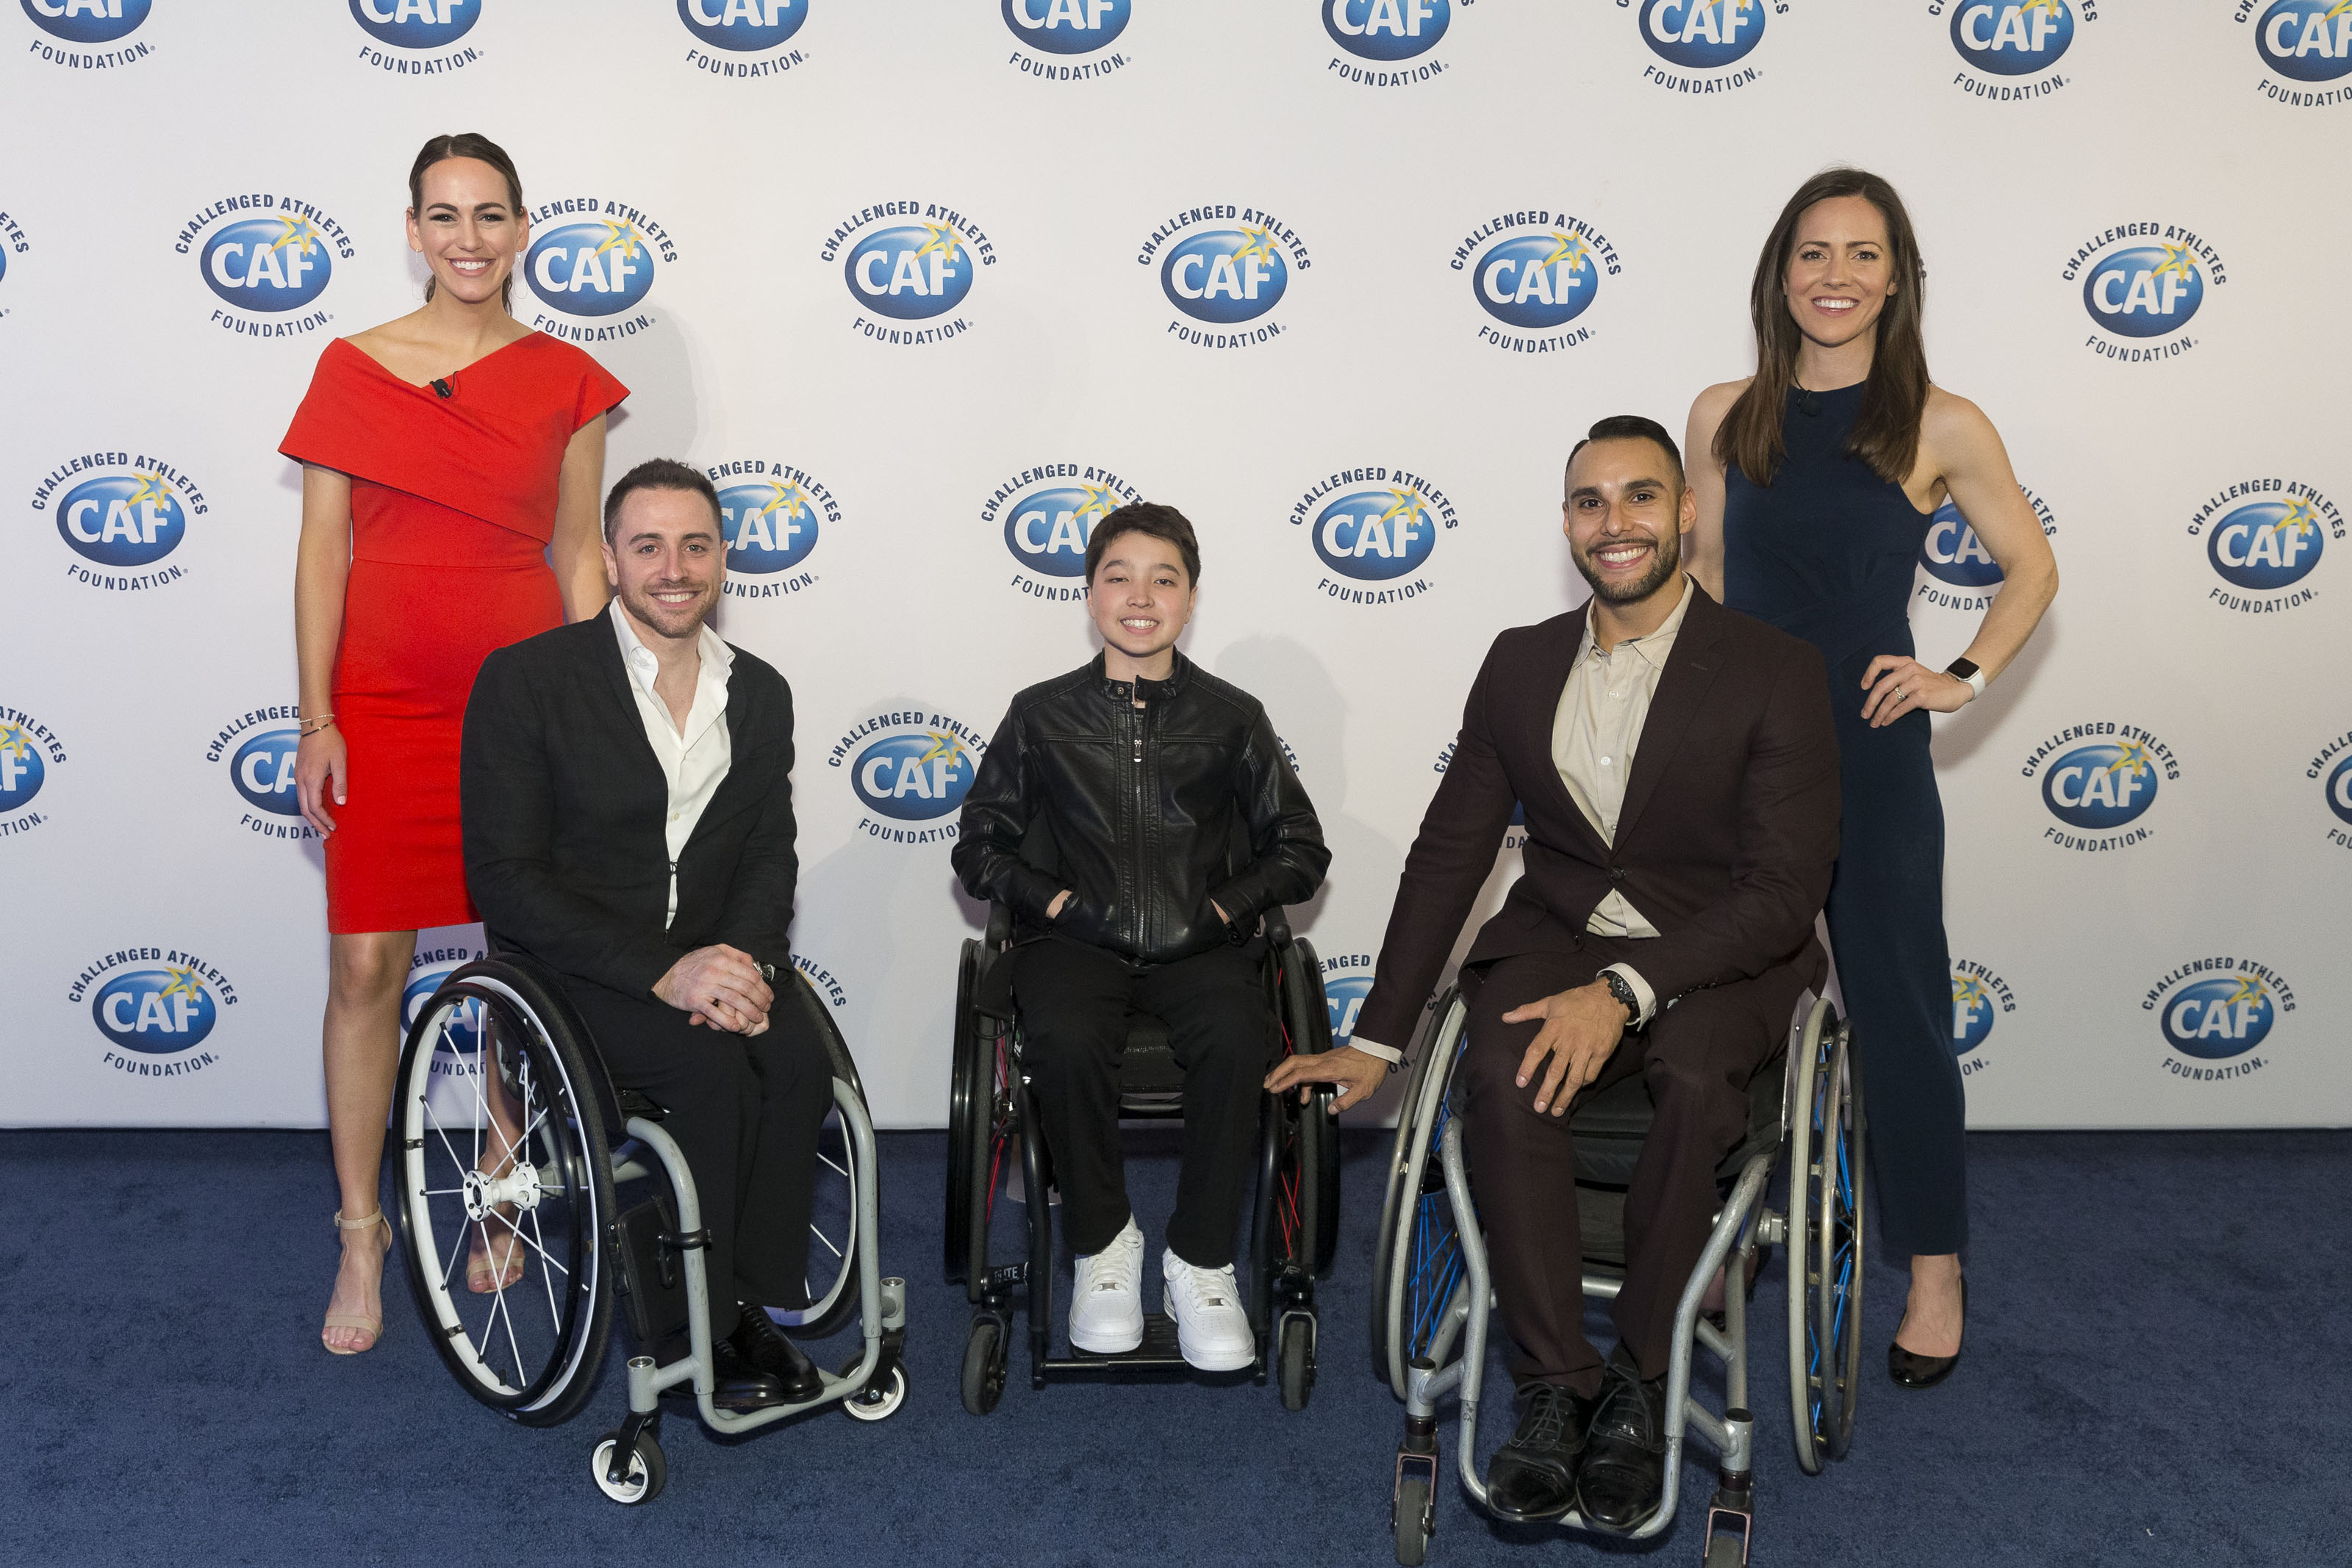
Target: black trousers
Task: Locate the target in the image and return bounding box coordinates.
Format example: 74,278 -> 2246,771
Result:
562,979 -> 833,1339
1008,937 -> 1274,1268
1458,943 -> 1800,1397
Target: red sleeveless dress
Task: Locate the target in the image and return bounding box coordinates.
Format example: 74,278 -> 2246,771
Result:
279,334 -> 628,934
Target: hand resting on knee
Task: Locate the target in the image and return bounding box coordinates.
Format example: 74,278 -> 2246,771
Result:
653,944 -> 775,1035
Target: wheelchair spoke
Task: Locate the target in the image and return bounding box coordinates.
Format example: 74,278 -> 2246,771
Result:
485,1204 -> 571,1280
529,1207 -> 561,1323
808,1223 -> 844,1260
817,1151 -> 849,1180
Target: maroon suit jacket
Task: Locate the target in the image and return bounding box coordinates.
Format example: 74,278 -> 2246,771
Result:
1354,585 -> 1841,1055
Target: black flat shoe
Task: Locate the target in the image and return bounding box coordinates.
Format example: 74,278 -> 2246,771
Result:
1576,1347 -> 1666,1534
1485,1382 -> 1598,1523
729,1303 -> 825,1403
1888,1279 -> 1965,1389
706,1335 -> 790,1410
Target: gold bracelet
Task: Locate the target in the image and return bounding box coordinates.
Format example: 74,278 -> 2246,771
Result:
301,714 -> 336,736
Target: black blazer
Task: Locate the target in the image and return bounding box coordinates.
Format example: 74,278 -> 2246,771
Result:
1353,585 -> 1840,1051
460,614 -> 799,1001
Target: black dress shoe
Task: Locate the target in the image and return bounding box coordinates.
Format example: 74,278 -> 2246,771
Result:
1576,1347 -> 1667,1534
728,1303 -> 825,1403
1888,1279 -> 1965,1389
706,1334 -> 789,1411
1485,1382 -> 1598,1523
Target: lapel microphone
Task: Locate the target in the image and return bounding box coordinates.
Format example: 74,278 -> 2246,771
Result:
1796,381 -> 1819,418
431,375 -> 455,399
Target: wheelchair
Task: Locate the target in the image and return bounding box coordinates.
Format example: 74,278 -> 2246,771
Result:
391,954 -> 908,1506
1372,987 -> 1864,1565
944,888 -> 1343,1414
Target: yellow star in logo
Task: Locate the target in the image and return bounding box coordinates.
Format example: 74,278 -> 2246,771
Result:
124,470 -> 174,514
2151,242 -> 2200,285
268,215 -> 320,256
2105,739 -> 2154,781
1952,974 -> 1990,1012
2020,0 -> 2068,20
1075,483 -> 1123,520
753,480 -> 806,523
913,223 -> 964,267
2223,975 -> 2268,1013
1377,488 -> 1429,531
917,733 -> 967,772
0,722 -> 32,763
1231,226 -> 1282,269
157,965 -> 207,1005
1541,232 -> 1590,273
2276,495 -> 2320,539
593,220 -> 643,260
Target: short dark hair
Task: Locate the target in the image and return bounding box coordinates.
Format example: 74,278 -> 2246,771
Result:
603,458 -> 720,543
1085,500 -> 1201,586
1566,414 -> 1685,495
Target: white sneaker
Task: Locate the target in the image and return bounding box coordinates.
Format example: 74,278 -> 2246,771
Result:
1069,1216 -> 1145,1353
1162,1248 -> 1255,1372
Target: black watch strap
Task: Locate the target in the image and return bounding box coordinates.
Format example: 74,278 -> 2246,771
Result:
1602,968 -> 1641,1024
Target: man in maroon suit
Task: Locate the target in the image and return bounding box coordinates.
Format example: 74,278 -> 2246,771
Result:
1269,415 -> 1840,1531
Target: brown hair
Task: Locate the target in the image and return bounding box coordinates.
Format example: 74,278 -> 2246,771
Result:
1713,168 -> 1929,489
407,132 -> 525,309
1086,501 -> 1200,586
603,458 -> 720,544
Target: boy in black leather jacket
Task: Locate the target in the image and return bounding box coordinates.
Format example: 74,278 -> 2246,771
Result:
953,502 -> 1330,1371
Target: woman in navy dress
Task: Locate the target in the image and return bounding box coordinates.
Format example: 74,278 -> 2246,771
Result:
1685,169 -> 2057,1387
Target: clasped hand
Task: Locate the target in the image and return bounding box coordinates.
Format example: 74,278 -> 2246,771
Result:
653,944 -> 773,1035
1505,980 -> 1629,1116
1859,655 -> 1973,729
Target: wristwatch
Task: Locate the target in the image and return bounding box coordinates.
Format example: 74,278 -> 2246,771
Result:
756,960 -> 777,983
1945,657 -> 1987,700
1601,969 -> 1642,1026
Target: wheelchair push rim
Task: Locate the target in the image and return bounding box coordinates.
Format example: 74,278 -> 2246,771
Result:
1785,998 -> 1865,1471
395,970 -> 614,1427
1380,995 -> 1471,1400
774,1009 -> 868,1341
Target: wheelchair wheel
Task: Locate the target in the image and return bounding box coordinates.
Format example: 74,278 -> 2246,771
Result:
1277,1316 -> 1315,1411
778,1002 -> 867,1341
394,960 -> 616,1428
945,941 -> 986,1284
961,1315 -> 1007,1416
1370,984 -> 1456,1382
1377,993 -> 1472,1400
1274,937 -> 1343,1276
958,1001 -> 1018,1293
589,1428 -> 665,1506
1785,999 -> 1865,1471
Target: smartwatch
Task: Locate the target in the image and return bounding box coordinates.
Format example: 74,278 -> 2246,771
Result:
1601,969 -> 1642,1026
1946,657 -> 1987,700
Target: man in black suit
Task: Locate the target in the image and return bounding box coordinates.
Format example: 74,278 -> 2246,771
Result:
1270,417 -> 1840,1530
461,458 -> 828,1409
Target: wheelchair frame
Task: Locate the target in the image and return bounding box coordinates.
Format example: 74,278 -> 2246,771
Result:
1379,989 -> 1865,1565
946,903 -> 1341,1414
390,956 -> 908,1507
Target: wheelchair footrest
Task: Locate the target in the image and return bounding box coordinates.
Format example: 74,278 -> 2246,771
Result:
1044,1313 -> 1199,1375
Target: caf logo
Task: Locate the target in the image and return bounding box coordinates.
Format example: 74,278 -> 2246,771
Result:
2309,732 -> 2352,845
678,0 -> 807,48
709,459 -> 834,599
1140,204 -> 1310,348
1326,0 -> 1461,84
23,0 -> 151,45
1916,484 -> 2057,610
206,704 -> 315,841
1,708 -> 64,837
37,453 -> 207,591
2065,225 -> 2223,359
826,202 -> 995,345
1948,961 -> 2014,1076
1294,466 -> 1457,606
2188,481 -> 2337,612
986,462 -> 1142,599
2021,722 -> 2178,849
833,710 -> 988,838
182,197 -> 353,337
71,946 -> 238,1077
2255,0 -> 2352,84
1639,0 -> 1769,76
1005,0 -> 1130,52
2144,957 -> 2293,1077
524,199 -> 674,339
1457,211 -> 1621,354
1945,0 -> 2077,77
349,0 -> 479,48
1320,952 -> 1377,1047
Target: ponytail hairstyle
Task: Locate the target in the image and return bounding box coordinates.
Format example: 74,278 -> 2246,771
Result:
1714,167 -> 1929,489
406,132 -> 525,309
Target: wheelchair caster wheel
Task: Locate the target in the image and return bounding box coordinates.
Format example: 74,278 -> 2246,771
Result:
589,1430 -> 666,1505
1391,1469 -> 1433,1566
961,1315 -> 1008,1416
1277,1317 -> 1315,1411
842,1359 -> 908,1422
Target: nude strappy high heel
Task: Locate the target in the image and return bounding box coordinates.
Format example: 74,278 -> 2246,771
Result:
323,1208 -> 392,1356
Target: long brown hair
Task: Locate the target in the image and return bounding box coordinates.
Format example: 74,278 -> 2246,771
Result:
1714,168 -> 1929,489
406,132 -> 525,309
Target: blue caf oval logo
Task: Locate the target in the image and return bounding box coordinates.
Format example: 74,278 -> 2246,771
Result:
1161,228 -> 1288,326
845,224 -> 973,321
57,472 -> 185,568
2206,497 -> 2324,591
2257,0 -> 2352,82
526,219 -> 656,317
229,728 -> 301,817
21,0 -> 151,43
1004,0 -> 1129,51
1920,499 -> 2005,587
2159,976 -> 2273,1060
1324,974 -> 1374,1047
2082,244 -> 2203,338
678,0 -> 808,49
93,967 -> 217,1054
1950,972 -> 1997,1055
720,478 -> 821,574
1313,487 -> 1438,581
1639,0 -> 1765,69
1948,0 -> 2073,76
1325,0 -> 1450,60
403,963 -> 485,1055
2328,754 -> 2352,826
2040,740 -> 2158,829
1003,482 -> 1122,578
201,216 -> 333,312
851,729 -> 977,821
349,0 -> 479,47
1472,230 -> 1599,331
1,719 -> 47,813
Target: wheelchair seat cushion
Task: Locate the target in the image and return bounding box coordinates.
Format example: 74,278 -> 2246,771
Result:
1567,1053 -> 1784,1187
1116,1010 -> 1185,1112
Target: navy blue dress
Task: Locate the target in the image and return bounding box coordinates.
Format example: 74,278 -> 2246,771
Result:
1722,382 -> 1966,1257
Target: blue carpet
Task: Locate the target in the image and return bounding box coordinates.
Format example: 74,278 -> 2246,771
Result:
1,1126 -> 2340,1566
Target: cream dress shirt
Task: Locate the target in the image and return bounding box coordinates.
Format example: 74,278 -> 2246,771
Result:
609,598 -> 734,928
1351,576 -> 1693,1064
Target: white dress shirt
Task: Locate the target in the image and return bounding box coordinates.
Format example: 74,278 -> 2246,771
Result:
1350,577 -> 1693,1064
610,598 -> 733,927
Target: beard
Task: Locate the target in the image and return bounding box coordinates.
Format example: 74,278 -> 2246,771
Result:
1574,524 -> 1682,605
619,576 -> 715,640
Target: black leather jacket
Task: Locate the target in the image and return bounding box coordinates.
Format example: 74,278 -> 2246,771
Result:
953,652 -> 1330,965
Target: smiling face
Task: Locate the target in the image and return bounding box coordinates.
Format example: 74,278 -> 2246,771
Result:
1563,437 -> 1693,608
1781,193 -> 1897,355
1088,528 -> 1196,679
407,156 -> 526,307
604,486 -> 724,644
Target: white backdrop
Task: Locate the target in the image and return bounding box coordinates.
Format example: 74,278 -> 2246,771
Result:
4,1 -> 2345,1131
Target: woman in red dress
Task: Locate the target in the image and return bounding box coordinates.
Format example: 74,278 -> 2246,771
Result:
283,134 -> 628,1354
